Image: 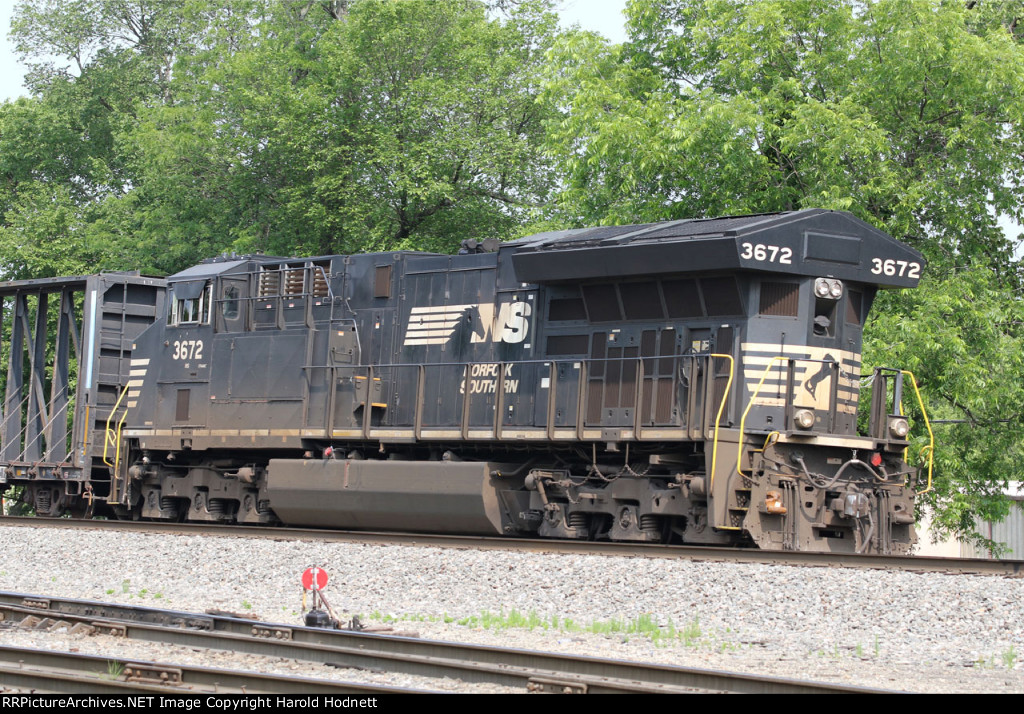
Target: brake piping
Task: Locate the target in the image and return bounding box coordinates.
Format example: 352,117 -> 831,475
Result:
793,454 -> 888,490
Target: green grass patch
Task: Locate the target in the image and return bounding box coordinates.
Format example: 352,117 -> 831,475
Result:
361,608 -> 718,648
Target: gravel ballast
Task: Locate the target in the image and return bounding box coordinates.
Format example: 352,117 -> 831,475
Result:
0,525 -> 1022,693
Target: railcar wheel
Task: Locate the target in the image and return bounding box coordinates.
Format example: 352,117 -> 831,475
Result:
64,498 -> 93,519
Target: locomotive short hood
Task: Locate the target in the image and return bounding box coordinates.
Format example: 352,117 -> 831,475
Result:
508,209 -> 924,288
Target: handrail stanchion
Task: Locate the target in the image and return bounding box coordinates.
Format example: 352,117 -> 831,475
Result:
707,353 -> 734,491
901,370 -> 935,495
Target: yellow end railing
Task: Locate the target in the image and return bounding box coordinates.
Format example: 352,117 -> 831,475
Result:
734,359 -> 934,493
103,383 -> 133,503
737,356 -> 790,478
708,353 -> 734,490
901,370 -> 935,495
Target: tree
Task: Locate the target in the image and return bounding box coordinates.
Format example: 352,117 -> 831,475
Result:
1,1 -> 561,276
868,265 -> 1024,545
0,0 -> 246,277
0,93 -> 111,279
118,0 -> 560,268
541,0 -> 1024,545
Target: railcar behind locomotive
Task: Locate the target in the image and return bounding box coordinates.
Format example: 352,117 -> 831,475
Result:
0,209 -> 932,553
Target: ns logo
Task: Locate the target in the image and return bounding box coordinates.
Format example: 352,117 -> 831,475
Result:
403,301 -> 532,349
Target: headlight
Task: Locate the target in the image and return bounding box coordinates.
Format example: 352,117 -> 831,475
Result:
815,278 -> 843,299
794,409 -> 815,430
888,417 -> 910,439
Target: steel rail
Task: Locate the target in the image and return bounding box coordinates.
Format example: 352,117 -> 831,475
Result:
0,516 -> 1020,577
0,592 -> 895,694
0,643 -> 428,694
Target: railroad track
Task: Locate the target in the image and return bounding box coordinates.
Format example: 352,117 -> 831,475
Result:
0,591 -> 895,694
0,644 -> 422,694
1,515 -> 1020,577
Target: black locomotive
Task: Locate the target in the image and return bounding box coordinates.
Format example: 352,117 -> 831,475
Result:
0,209 -> 931,553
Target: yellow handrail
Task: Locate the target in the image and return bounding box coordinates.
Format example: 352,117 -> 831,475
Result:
707,353 -> 734,490
737,356 -> 790,477
754,430 -> 782,459
102,383 -> 132,469
901,370 -> 935,495
113,404 -> 131,489
735,360 -> 934,495
103,383 -> 136,505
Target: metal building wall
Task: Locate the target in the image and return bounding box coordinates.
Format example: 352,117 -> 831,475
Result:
964,497 -> 1024,559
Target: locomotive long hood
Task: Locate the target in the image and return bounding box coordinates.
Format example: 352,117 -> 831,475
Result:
508,209 -> 925,288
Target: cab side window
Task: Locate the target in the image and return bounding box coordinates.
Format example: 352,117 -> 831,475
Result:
167,282 -> 212,326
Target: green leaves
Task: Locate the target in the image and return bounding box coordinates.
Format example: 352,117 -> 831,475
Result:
287,0 -> 559,254
865,265 -> 1024,541
131,0 -> 560,262
0,1 -> 560,276
0,182 -> 95,279
545,0 -> 1024,261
